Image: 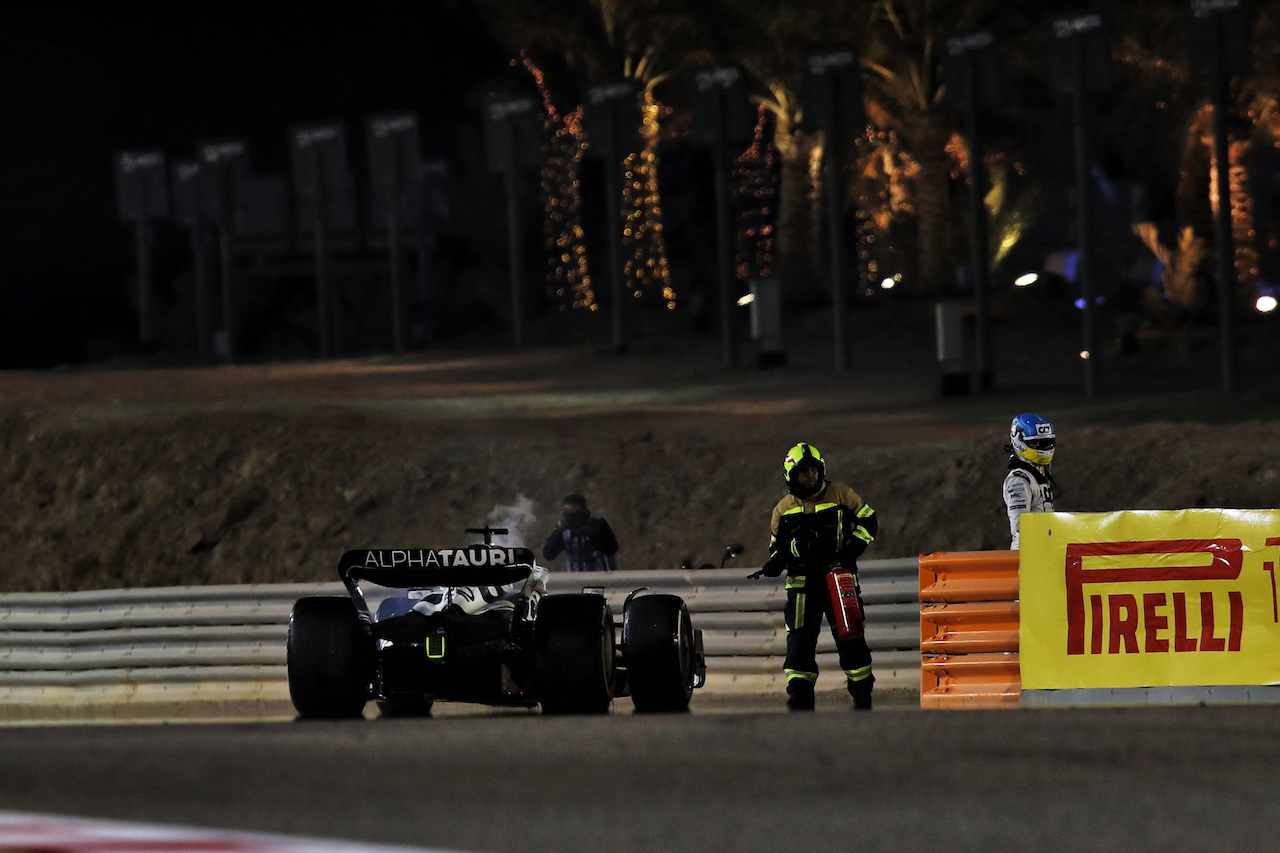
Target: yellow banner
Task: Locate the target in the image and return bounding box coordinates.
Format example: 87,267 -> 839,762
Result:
1020,510 -> 1280,689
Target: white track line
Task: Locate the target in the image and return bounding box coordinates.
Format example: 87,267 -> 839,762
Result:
0,811 -> 473,853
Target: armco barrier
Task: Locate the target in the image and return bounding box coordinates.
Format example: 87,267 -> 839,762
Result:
919,551 -> 1021,709
0,559 -> 922,719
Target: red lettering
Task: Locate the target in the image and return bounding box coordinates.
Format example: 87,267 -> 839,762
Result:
1200,591 -> 1226,651
1267,537 -> 1280,623
1143,593 -> 1169,652
1265,561 -> 1278,624
1065,539 -> 1242,654
1173,592 -> 1197,652
1228,590 -> 1243,652
1109,594 -> 1139,653
1089,595 -> 1104,655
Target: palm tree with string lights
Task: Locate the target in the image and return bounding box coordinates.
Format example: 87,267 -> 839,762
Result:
474,0 -> 716,314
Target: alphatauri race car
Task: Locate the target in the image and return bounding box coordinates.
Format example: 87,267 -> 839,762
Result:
286,528 -> 705,718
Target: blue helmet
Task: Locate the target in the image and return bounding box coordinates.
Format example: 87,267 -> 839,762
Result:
1010,413 -> 1055,466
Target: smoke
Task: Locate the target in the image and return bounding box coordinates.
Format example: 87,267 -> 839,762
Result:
485,494 -> 538,548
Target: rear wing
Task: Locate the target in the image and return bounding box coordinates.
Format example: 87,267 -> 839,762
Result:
338,547 -> 537,588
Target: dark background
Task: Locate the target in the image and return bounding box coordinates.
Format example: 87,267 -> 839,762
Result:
0,3 -> 518,368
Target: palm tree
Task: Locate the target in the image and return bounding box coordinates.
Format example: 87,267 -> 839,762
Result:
474,0 -> 714,310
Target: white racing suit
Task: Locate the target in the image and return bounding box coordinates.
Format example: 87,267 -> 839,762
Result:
1003,457 -> 1055,550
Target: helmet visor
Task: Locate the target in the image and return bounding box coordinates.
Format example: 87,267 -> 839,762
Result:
1024,437 -> 1055,452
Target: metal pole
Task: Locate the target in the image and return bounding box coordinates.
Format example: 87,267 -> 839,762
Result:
135,217 -> 154,351
416,227 -> 436,348
1072,41 -> 1100,398
825,123 -> 849,373
218,217 -> 236,364
505,160 -> 524,348
1209,18 -> 1239,392
712,118 -> 735,368
192,217 -> 212,361
963,58 -> 992,391
387,153 -> 405,355
606,126 -> 627,353
312,152 -> 332,359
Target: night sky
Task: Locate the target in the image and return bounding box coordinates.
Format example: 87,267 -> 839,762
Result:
0,3 -> 510,367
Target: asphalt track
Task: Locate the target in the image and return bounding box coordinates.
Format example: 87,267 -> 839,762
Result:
1,701 -> 1277,853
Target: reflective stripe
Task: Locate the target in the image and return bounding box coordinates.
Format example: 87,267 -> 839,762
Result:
857,503 -> 875,518
852,526 -> 874,544
796,592 -> 806,628
782,502 -> 841,516
785,670 -> 818,684
844,665 -> 872,682
785,576 -> 807,589
790,541 -> 800,558
837,508 -> 844,551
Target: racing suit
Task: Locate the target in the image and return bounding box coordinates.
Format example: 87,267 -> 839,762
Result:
542,514 -> 619,572
768,481 -> 878,706
1003,457 -> 1055,550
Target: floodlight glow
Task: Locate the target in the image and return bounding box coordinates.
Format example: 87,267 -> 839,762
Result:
1257,295 -> 1278,313
880,277 -> 895,290
1080,350 -> 1091,359
736,294 -> 755,307
1014,272 -> 1039,287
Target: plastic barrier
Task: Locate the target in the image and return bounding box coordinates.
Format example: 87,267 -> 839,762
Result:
919,601 -> 1020,654
919,551 -> 1021,709
0,559 -> 924,720
918,550 -> 1019,603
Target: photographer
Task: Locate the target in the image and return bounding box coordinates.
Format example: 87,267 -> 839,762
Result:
541,494 -> 619,572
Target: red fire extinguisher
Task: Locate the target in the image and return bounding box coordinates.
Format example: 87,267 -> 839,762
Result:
827,565 -> 864,640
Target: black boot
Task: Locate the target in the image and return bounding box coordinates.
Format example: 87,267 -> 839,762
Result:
786,681 -> 816,711
848,678 -> 873,711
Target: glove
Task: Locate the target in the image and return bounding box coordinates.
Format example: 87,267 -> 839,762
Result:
748,554 -> 787,579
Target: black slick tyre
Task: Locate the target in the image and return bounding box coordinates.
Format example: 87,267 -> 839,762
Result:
625,594 -> 695,713
535,594 -> 615,714
287,596 -> 374,719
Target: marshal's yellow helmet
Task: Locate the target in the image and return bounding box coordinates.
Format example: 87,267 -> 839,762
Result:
783,442 -> 825,484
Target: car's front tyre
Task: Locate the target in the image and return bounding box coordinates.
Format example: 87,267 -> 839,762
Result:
625,594 -> 695,713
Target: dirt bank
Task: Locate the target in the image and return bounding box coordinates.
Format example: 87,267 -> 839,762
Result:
5,301 -> 1280,592
4,392 -> 1279,592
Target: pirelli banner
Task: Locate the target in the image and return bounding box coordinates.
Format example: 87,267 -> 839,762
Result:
1020,509 -> 1280,691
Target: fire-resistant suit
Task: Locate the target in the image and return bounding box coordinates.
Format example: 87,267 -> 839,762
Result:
768,480 -> 878,709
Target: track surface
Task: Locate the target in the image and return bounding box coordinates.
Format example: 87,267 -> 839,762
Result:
1,703 -> 1277,852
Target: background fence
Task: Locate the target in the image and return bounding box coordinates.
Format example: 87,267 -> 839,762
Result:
0,558 -> 921,720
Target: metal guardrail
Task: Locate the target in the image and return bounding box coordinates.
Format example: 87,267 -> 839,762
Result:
0,559 -> 922,715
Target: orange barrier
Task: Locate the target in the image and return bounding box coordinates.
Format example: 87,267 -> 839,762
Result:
920,601 -> 1020,654
921,654 -> 1022,709
918,550 -> 1019,602
920,551 -> 1021,709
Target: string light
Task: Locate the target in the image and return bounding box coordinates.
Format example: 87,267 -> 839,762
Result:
733,104 -> 779,282
517,53 -> 596,311
622,90 -> 676,308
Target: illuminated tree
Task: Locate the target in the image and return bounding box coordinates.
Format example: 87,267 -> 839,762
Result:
475,0 -> 714,312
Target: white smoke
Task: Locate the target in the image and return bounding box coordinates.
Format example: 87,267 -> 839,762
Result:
485,494 -> 538,548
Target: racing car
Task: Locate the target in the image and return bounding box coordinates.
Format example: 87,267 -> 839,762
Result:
286,527 -> 705,718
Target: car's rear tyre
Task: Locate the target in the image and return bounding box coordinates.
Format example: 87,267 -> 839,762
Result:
376,697 -> 434,718
625,594 -> 695,713
287,596 -> 374,719
535,594 -> 615,714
